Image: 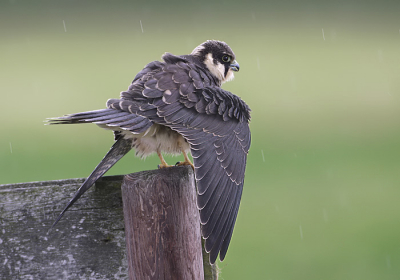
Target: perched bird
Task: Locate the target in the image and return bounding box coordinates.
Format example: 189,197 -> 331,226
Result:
48,40 -> 251,264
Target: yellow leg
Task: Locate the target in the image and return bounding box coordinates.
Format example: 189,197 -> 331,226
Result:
157,151 -> 173,169
176,150 -> 194,169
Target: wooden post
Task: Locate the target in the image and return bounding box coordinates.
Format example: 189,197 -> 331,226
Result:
121,166 -> 204,280
0,169 -> 218,279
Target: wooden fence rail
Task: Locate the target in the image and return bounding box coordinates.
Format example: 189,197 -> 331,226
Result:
0,166 -> 217,280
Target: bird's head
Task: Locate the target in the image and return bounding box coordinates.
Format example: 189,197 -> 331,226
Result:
191,40 -> 239,84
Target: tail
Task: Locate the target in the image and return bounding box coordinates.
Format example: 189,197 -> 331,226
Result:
47,109 -> 126,125
51,135 -> 133,229
46,108 -> 153,133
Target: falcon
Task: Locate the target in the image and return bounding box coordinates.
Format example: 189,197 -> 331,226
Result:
48,40 -> 251,264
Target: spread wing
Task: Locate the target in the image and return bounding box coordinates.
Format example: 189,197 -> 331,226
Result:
175,118 -> 250,263
107,58 -> 251,263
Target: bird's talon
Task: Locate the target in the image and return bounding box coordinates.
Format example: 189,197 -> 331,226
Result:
158,163 -> 173,169
175,161 -> 195,169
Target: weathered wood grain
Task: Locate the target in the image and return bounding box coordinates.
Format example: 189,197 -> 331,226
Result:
122,166 -> 204,280
0,176 -> 128,280
1,167 -> 219,280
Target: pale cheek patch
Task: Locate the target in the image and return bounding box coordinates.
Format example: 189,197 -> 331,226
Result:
216,63 -> 225,78
223,69 -> 235,84
204,53 -> 225,82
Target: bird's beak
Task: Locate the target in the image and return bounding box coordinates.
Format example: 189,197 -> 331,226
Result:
229,61 -> 240,72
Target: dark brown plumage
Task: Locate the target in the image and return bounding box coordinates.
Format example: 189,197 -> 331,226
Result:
48,40 -> 251,264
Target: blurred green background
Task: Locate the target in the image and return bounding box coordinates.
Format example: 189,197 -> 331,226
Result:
1,0 -> 400,279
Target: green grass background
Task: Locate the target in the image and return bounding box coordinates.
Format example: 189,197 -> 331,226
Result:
1,1 -> 400,279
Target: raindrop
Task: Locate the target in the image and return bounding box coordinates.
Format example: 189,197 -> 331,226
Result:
323,208 -> 328,222
386,255 -> 391,268
290,75 -> 297,91
256,57 -> 260,70
9,142 -> 12,153
377,50 -> 383,62
63,20 -> 67,32
139,20 -> 144,33
322,28 -> 325,41
261,149 -> 265,162
299,225 -> 303,240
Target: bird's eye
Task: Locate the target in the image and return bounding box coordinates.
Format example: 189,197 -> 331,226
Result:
222,55 -> 231,63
